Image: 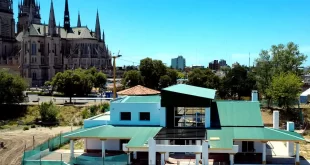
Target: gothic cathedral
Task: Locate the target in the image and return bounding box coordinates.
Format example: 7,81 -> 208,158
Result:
0,0 -> 112,87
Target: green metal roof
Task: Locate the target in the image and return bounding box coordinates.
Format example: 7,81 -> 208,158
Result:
216,101 -> 264,127
64,125 -> 162,148
162,84 -> 216,99
124,95 -> 161,103
207,127 -> 304,149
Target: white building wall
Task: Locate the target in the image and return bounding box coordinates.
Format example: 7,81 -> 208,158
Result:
110,102 -> 161,126
86,138 -> 120,151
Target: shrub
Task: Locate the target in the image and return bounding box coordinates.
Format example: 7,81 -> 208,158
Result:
81,109 -> 91,119
100,103 -> 110,113
31,125 -> 36,128
23,126 -> 29,131
39,101 -> 60,122
89,105 -> 98,116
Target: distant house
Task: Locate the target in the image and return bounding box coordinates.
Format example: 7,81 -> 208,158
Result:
117,85 -> 160,96
65,84 -> 304,165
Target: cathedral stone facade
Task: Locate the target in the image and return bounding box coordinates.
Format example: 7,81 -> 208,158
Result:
1,0 -> 112,87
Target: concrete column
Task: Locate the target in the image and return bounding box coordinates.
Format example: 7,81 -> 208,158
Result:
195,152 -> 200,165
196,140 -> 201,145
273,111 -> 279,129
287,122 -> 295,156
205,107 -> 211,128
262,142 -> 266,164
101,140 -> 105,158
164,140 -> 169,161
148,138 -> 156,165
189,140 -> 192,145
160,152 -> 165,165
133,151 -> 137,159
70,140 -> 74,158
127,152 -> 131,165
229,154 -> 234,165
296,143 -> 300,165
202,140 -> 209,165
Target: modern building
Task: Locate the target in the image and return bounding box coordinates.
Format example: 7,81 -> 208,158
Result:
171,56 -> 186,71
0,0 -> 112,87
209,59 -> 227,71
65,84 -> 304,165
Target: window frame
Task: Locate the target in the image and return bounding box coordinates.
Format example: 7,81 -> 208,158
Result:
120,112 -> 131,121
139,112 -> 150,121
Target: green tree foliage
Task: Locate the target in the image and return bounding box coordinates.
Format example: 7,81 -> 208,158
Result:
51,68 -> 107,103
177,72 -> 185,79
94,72 -> 107,89
229,65 -> 256,99
188,68 -> 220,89
255,42 -> 307,107
159,75 -> 172,89
140,58 -> 155,88
139,58 -> 173,89
39,101 -> 60,122
0,70 -> 27,104
267,72 -> 303,110
167,68 -> 178,85
122,70 -> 143,88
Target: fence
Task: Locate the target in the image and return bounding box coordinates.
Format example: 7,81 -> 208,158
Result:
22,128 -> 82,165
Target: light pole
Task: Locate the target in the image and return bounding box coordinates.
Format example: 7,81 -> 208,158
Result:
112,54 -> 122,99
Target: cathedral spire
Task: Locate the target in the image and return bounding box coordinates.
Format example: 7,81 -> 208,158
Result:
95,10 -> 101,41
48,0 -> 56,36
77,11 -> 81,27
64,0 -> 71,32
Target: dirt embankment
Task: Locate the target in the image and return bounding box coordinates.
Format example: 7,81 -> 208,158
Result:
0,126 -> 79,165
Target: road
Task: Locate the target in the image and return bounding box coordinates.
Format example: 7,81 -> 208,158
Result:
27,95 -> 110,105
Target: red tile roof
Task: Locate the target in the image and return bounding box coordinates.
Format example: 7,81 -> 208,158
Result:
117,85 -> 160,96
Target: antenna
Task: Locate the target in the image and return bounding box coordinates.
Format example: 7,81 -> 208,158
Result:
249,52 -> 250,68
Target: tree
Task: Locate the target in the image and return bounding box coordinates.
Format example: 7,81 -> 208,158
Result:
255,42 -> 307,107
0,70 -> 27,104
271,42 -> 307,76
94,72 -> 107,91
39,101 -> 60,122
224,65 -> 256,100
140,58 -> 155,88
177,72 -> 185,79
167,68 -> 178,85
188,68 -> 220,89
140,58 -> 167,89
266,72 -> 303,110
159,75 -> 172,89
122,70 -> 143,88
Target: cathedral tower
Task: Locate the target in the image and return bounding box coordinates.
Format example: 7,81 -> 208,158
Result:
17,0 -> 41,33
0,0 -> 14,39
64,0 -> 71,32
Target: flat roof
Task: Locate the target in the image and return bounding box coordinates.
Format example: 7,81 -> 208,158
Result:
64,125 -> 162,148
162,84 -> 216,99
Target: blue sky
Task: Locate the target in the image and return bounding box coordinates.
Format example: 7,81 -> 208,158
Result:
13,0 -> 310,67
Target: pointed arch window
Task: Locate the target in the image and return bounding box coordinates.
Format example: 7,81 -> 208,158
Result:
31,42 -> 36,55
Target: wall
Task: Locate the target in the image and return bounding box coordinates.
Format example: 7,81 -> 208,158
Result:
86,138 -> 120,151
110,102 -> 161,126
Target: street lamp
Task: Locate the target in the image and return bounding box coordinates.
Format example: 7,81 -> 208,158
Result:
112,54 -> 122,99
